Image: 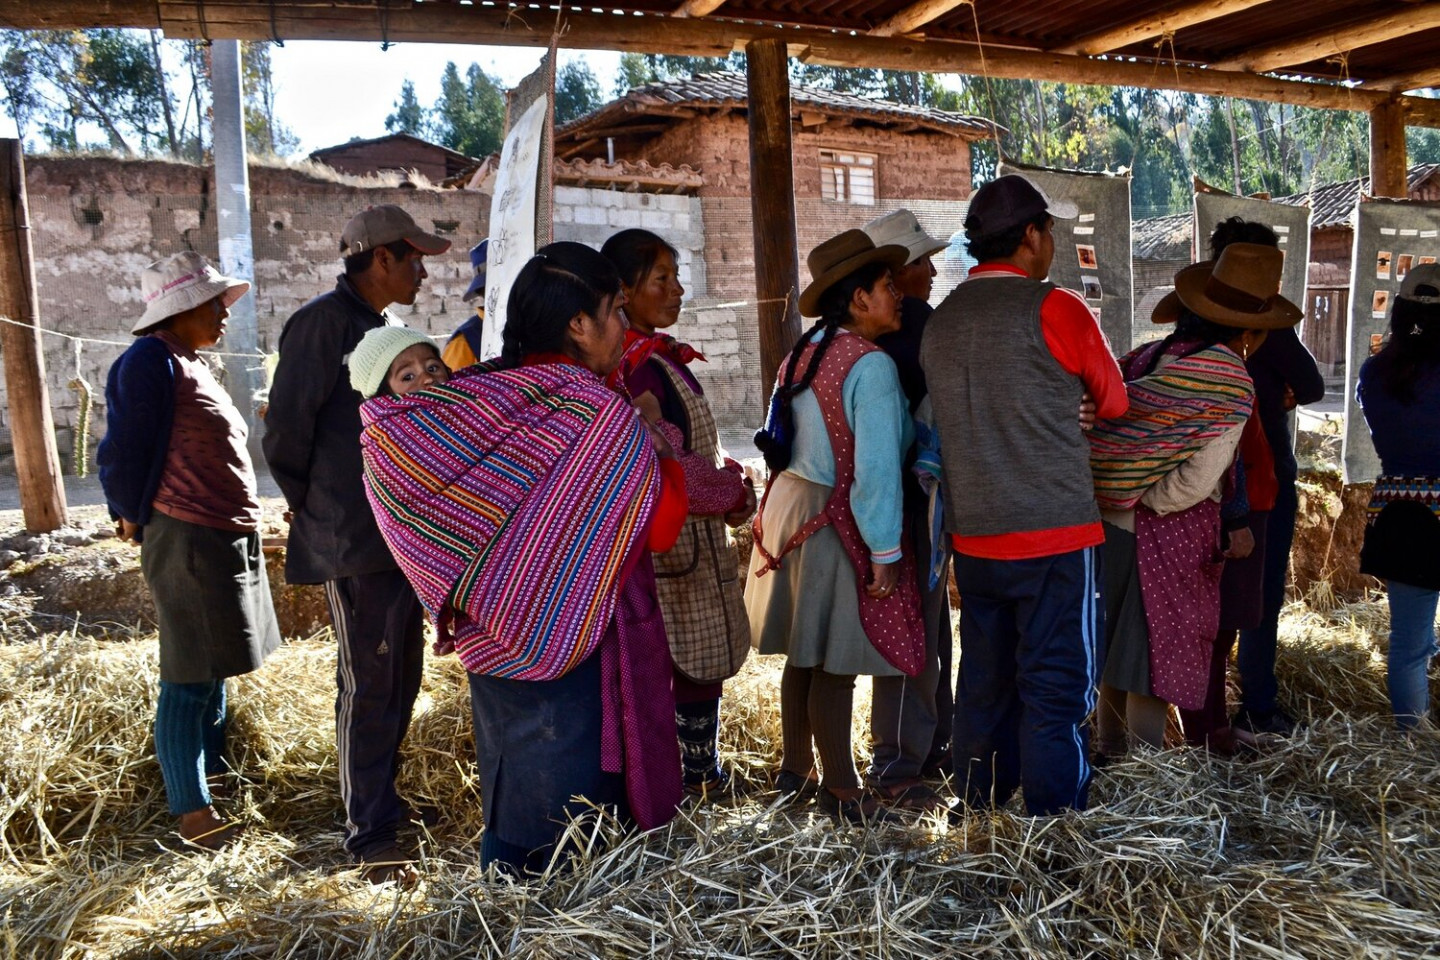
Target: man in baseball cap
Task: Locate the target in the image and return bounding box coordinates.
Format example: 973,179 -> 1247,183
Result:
920,173 -> 1125,818
263,205 -> 451,886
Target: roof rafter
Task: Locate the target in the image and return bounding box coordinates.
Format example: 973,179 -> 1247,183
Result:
1053,0 -> 1270,56
869,0 -> 971,39
1362,64 -> 1440,93
1212,10 -> 1440,73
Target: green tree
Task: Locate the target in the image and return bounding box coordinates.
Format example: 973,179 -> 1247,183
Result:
385,79 -> 428,137
241,41 -> 297,156
613,52 -> 745,95
433,62 -> 504,158
554,60 -> 602,125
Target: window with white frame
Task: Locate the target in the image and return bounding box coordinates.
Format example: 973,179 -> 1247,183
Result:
818,149 -> 877,205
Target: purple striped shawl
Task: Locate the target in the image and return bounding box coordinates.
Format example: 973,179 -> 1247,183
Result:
359,362 -> 659,681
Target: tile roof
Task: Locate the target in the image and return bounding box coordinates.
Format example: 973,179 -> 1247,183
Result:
1132,213 -> 1194,261
1272,164 -> 1440,229
558,71 -> 997,142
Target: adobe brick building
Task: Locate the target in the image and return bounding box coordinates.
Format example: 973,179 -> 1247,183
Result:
552,72 -> 994,442
311,133 -> 481,183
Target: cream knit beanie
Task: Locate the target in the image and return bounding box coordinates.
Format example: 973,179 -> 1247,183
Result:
349,325 -> 437,398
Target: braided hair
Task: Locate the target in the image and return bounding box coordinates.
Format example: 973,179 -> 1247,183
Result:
499,242 -> 622,369
754,260 -> 890,470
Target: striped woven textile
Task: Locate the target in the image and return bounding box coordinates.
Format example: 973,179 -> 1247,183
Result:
1089,341 -> 1254,511
359,362 -> 659,681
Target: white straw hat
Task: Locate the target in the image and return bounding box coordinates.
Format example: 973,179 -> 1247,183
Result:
863,209 -> 947,265
133,251 -> 250,334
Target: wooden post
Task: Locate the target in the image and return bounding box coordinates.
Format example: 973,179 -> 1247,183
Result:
745,38 -> 802,404
0,139 -> 66,532
1370,97 -> 1408,199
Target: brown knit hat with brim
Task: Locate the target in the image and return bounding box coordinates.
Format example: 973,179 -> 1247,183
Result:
1152,242 -> 1302,329
798,229 -> 909,318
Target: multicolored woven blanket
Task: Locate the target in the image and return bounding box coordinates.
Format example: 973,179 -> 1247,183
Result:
1089,341 -> 1254,511
359,362 -> 658,680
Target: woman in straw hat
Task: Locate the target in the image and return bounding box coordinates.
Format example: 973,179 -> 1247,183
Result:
1357,263 -> 1440,730
98,251 -> 281,849
1088,242 -> 1300,760
746,229 -> 926,823
357,242 -> 688,875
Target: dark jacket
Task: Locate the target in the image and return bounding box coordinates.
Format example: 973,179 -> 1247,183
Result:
262,275 -> 399,584
97,335 -> 176,542
1248,326 -> 1325,483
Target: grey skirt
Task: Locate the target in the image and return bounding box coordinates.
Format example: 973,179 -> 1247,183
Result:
744,472 -> 900,677
1100,521 -> 1151,695
141,511 -> 282,684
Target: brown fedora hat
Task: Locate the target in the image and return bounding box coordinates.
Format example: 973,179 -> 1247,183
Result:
1153,242 -> 1302,329
798,229 -> 909,318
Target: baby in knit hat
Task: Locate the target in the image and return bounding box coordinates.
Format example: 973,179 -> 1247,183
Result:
350,325 -> 451,399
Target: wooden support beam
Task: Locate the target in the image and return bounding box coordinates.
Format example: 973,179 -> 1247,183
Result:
1054,0 -> 1270,56
1361,63 -> 1440,94
1212,11 -> 1440,73
672,0 -> 727,18
870,0 -> 970,39
17,1 -> 1440,127
1370,98 -> 1409,199
745,38 -> 802,407
0,139 -> 67,533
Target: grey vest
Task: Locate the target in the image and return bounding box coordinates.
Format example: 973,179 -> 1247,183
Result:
921,274 -> 1100,538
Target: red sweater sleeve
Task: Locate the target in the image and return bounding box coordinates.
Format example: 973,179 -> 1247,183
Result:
647,457 -> 689,553
1040,287 -> 1128,419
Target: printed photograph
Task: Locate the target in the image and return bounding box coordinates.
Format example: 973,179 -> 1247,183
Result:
1377,251 -> 1392,279
1076,244 -> 1098,269
1081,275 -> 1103,301
1373,289 -> 1390,317
1422,256 -> 1437,266
1397,254 -> 1414,280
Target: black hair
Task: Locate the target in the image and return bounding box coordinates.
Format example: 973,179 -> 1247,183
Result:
1370,293 -> 1440,405
753,260 -> 890,470
343,239 -> 416,277
1208,216 -> 1278,257
600,228 -> 679,290
1142,307 -> 1260,376
964,211 -> 1050,263
499,242 -> 622,369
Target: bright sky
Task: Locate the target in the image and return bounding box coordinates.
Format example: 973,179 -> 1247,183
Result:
268,42 -> 622,154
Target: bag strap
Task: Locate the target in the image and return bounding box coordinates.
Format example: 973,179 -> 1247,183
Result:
751,333 -> 878,576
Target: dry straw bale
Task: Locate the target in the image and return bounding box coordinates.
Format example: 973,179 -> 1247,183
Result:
3,599 -> 1440,958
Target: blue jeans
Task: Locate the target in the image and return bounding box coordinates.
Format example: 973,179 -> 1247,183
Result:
154,680 -> 227,816
1387,581 -> 1440,730
950,546 -> 1101,816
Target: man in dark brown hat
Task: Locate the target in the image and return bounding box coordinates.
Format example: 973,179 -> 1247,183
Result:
263,204 -> 450,885
921,174 -> 1127,817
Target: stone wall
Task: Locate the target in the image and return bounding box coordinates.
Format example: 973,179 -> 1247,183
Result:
1,156 -> 488,472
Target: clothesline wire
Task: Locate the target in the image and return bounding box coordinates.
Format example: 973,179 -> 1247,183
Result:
0,313 -> 268,360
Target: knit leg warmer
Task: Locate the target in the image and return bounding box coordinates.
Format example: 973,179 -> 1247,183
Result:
779,663 -> 817,779
201,681 -> 229,778
675,697 -> 723,785
807,668 -> 859,792
155,679 -> 221,816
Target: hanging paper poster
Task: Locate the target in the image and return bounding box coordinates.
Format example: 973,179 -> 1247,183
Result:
1193,184 -> 1311,315
999,159 -> 1133,354
1343,197 -> 1440,481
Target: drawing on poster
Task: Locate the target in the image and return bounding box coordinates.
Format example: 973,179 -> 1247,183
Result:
1397,254 -> 1414,280
1423,256 -> 1438,265
1081,275 -> 1103,301
1377,251 -> 1392,279
1373,289 -> 1390,317
1076,244 -> 1098,269
1371,333 -> 1385,355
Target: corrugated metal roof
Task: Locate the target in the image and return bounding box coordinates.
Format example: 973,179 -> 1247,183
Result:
1272,163 -> 1440,228
557,71 -> 997,143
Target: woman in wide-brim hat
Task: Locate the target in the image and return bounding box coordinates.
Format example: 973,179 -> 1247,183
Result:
98,251 -> 280,850
745,229 -> 925,823
1088,242 -> 1300,762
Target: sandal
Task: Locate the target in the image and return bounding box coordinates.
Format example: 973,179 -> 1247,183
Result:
817,787 -> 901,825
685,769 -> 734,800
177,806 -> 243,851
774,769 -> 820,804
871,778 -> 950,814
357,846 -> 422,888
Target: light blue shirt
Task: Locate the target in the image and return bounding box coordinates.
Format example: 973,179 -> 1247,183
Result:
786,330 -> 914,563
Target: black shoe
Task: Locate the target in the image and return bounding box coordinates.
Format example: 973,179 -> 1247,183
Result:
685,768 -> 734,800
774,770 -> 820,804
1234,707 -> 1300,736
